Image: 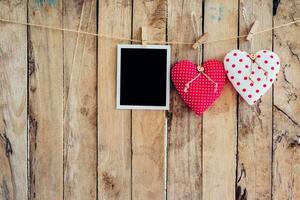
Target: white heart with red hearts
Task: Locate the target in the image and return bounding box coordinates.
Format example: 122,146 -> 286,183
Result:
224,50 -> 280,105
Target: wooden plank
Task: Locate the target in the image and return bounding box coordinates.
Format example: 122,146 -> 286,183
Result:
273,0 -> 300,199
167,0 -> 203,199
131,0 -> 166,199
98,1 -> 132,199
63,0 -> 97,199
236,1 -> 273,199
132,113 -> 165,200
0,1 -> 27,199
273,109 -> 300,200
28,0 -> 63,199
202,0 -> 238,199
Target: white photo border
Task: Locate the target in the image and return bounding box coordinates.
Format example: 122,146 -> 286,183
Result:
116,44 -> 170,110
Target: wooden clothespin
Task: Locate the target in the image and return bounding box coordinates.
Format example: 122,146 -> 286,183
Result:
246,20 -> 259,41
141,26 -> 148,46
192,32 -> 209,50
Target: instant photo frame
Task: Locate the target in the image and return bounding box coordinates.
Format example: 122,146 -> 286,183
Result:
116,44 -> 170,110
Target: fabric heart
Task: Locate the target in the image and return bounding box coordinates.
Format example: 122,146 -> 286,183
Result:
171,60 -> 226,115
224,50 -> 280,105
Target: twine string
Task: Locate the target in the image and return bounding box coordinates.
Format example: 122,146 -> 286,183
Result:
190,12 -> 202,66
0,15 -> 297,94
248,53 -> 269,82
202,72 -> 218,93
184,73 -> 202,93
184,66 -> 218,93
0,17 -> 298,45
63,0 -> 86,118
183,13 -> 218,94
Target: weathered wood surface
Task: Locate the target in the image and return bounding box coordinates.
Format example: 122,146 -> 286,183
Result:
0,135 -> 14,200
273,0 -> 300,199
63,0 -> 97,199
28,0 -> 63,199
98,0 -> 132,199
0,1 -> 27,200
131,1 -> 166,199
167,0 -> 203,199
202,0 -> 238,199
0,0 -> 299,200
237,0 -> 273,199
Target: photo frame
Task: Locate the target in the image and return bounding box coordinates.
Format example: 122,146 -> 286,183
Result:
116,44 -> 170,110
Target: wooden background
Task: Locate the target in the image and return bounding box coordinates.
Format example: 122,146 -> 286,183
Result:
0,0 -> 299,199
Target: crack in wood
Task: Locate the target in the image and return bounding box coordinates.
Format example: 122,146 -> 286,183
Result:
0,131 -> 13,157
29,111 -> 38,149
282,63 -> 292,85
4,134 -> 12,157
0,130 -> 15,200
28,37 -> 38,94
273,131 -> 289,151
28,40 -> 36,77
236,185 -> 247,200
287,42 -> 300,62
237,163 -> 246,183
273,0 -> 281,16
274,105 -> 300,128
254,99 -> 262,115
166,111 -> 172,133
28,106 -> 37,199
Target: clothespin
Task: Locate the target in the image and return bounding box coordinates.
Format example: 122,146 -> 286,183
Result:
141,26 -> 148,46
192,32 -> 209,49
246,20 -> 259,41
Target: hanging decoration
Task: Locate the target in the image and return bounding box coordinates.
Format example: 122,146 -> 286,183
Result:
0,15 -> 295,113
171,60 -> 226,115
224,49 -> 280,105
170,13 -> 226,115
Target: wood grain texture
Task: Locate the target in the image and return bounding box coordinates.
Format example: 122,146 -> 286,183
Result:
202,0 -> 238,199
0,2 -> 299,200
131,0 -> 166,199
28,0 -> 63,199
0,135 -> 14,200
273,0 -> 300,199
0,1 -> 27,199
132,113 -> 165,200
63,0 -> 97,199
167,0 -> 203,199
236,1 -> 273,199
98,0 -> 132,199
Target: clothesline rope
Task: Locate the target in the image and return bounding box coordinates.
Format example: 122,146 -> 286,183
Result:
0,18 -> 299,45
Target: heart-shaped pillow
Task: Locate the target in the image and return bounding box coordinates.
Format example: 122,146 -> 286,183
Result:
171,60 -> 226,115
224,50 -> 280,105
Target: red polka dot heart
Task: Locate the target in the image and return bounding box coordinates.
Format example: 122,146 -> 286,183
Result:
171,60 -> 226,115
224,50 -> 280,105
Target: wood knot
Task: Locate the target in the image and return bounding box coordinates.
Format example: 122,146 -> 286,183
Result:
102,172 -> 115,191
80,107 -> 89,116
3,134 -> 12,157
